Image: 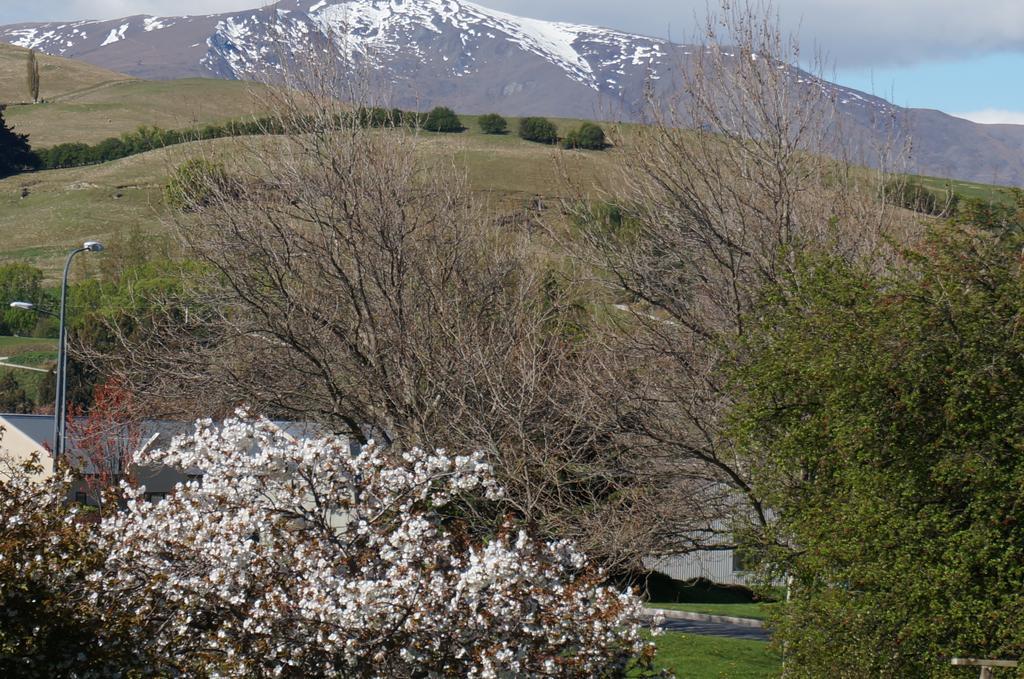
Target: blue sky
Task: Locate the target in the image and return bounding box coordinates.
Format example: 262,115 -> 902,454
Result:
835,52 -> 1024,124
2,0 -> 1022,123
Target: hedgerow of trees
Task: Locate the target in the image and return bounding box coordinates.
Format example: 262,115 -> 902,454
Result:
12,105 -> 477,175
33,119 -> 284,170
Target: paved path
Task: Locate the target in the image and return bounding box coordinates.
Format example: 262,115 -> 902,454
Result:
640,607 -> 770,641
0,357 -> 48,373
657,617 -> 771,641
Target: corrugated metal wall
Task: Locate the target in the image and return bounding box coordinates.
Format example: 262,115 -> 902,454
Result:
644,550 -> 752,586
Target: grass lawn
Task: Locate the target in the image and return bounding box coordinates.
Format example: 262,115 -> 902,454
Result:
0,336 -> 57,355
651,632 -> 780,678
647,602 -> 773,621
5,350 -> 58,368
0,337 -> 57,403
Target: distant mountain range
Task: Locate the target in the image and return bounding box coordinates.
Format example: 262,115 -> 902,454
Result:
2,0 -> 1023,186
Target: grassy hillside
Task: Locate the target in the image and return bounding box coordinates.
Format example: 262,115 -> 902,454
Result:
1,44 -> 269,148
917,174 -> 1019,205
0,68 -> 1019,279
6,78 -> 271,147
0,42 -> 132,105
0,112 -> 617,278
0,145 -> 178,277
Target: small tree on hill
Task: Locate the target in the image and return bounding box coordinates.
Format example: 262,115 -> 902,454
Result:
0,106 -> 39,178
518,116 -> 559,144
422,106 -> 463,133
478,113 -> 507,134
27,49 -> 40,104
164,158 -> 233,212
562,122 -> 606,150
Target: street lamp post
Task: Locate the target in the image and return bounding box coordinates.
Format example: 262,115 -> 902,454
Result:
10,241 -> 103,469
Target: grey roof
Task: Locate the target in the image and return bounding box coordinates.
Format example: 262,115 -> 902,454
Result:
0,414 -> 55,449
0,414 -> 329,459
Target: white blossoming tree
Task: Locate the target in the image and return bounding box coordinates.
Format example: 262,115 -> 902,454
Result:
96,415 -> 662,677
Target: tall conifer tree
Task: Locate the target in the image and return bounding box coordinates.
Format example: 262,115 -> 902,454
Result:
26,49 -> 40,103
0,106 -> 38,177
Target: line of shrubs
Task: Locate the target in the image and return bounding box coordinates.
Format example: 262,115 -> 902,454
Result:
882,177 -> 1024,234
518,116 -> 608,150
33,118 -> 286,170
32,106 -> 476,172
26,107 -> 604,175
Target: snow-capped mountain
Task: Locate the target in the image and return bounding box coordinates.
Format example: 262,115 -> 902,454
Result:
0,0 -> 891,121
3,0 -> 1024,186
0,0 -> 683,118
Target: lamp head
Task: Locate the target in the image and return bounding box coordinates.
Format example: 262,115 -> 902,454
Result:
9,302 -> 35,311
83,241 -> 104,252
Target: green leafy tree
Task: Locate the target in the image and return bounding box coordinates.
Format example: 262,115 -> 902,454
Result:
518,116 -> 559,145
883,178 -> 951,216
953,188 -> 1024,235
422,106 -> 464,133
0,374 -> 32,413
26,49 -> 40,103
0,105 -> 39,178
478,113 -> 507,134
562,122 -> 606,150
0,263 -> 45,336
164,158 -> 233,212
733,227 -> 1024,677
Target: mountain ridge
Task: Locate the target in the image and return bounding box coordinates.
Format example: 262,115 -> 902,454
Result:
2,0 -> 1024,186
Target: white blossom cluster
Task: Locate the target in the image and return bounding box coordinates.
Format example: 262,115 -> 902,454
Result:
93,414 -> 659,677
0,459 -> 81,599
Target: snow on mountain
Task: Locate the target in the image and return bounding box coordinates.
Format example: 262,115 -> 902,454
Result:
192,0 -> 672,95
0,1 -> 673,98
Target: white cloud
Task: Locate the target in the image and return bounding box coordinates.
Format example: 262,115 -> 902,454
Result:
953,109 -> 1024,126
484,0 -> 1024,69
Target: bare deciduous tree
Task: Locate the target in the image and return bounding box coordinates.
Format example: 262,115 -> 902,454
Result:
89,70 -> 662,569
562,1 -> 912,558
